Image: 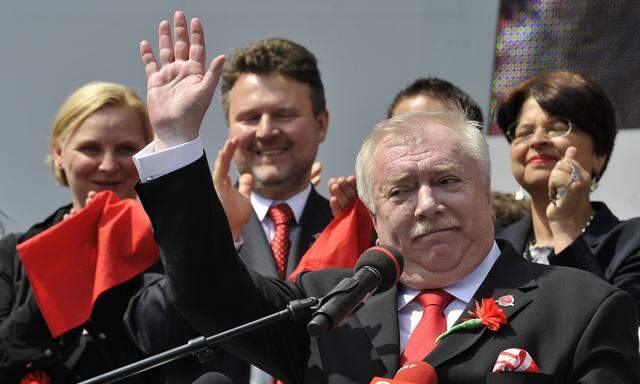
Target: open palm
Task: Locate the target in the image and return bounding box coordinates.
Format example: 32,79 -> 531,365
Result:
140,12 -> 226,148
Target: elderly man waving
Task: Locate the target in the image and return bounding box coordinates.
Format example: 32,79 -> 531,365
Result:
133,12 -> 640,384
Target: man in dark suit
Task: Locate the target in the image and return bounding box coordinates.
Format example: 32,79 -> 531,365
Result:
132,12 -> 640,383
125,19 -> 332,384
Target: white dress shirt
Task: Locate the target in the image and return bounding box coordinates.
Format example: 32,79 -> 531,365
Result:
250,185 -> 311,243
397,241 -> 501,352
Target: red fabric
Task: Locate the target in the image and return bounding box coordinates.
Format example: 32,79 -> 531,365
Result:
289,198 -> 373,281
400,290 -> 454,365
20,370 -> 50,384
17,191 -> 159,338
268,204 -> 295,279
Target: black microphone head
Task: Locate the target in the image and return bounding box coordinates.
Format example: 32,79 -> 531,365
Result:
192,372 -> 234,384
355,245 -> 403,292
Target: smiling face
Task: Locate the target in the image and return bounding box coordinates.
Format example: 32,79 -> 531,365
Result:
370,123 -> 494,289
51,105 -> 147,210
509,98 -> 606,196
227,73 -> 328,200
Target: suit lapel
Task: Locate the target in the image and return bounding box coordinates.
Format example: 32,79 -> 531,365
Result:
582,202 -> 619,250
238,211 -> 279,278
495,213 -> 532,256
426,242 -> 537,368
287,188 -> 332,275
354,286 -> 400,375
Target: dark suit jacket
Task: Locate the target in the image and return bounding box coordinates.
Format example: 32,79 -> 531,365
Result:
137,155 -> 640,384
237,187 -> 333,279
497,202 -> 640,309
0,206 -> 152,383
125,171 -> 332,384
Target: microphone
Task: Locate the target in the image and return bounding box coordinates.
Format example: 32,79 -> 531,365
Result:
370,361 -> 437,384
307,245 -> 403,337
192,372 -> 234,384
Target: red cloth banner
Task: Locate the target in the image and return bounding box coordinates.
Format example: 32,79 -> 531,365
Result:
18,191 -> 158,337
290,198 -> 373,280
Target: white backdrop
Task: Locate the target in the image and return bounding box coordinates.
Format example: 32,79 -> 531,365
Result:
1,0 -> 638,234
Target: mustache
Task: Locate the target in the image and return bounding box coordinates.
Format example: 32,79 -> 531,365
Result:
248,138 -> 293,151
410,216 -> 461,239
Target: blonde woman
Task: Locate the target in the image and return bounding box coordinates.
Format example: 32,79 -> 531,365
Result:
0,82 -> 154,383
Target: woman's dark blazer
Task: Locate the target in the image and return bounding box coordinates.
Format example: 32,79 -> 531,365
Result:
497,201 -> 640,309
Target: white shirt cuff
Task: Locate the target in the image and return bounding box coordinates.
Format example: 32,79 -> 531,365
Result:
133,136 -> 204,183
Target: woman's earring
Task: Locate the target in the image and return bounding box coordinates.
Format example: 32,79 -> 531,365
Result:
513,186 -> 526,201
590,172 -> 600,193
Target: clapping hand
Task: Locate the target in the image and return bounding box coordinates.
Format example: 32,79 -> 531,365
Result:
140,11 -> 226,150
328,175 -> 358,217
213,139 -> 254,241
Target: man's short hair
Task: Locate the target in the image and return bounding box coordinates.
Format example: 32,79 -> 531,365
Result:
220,38 -> 326,119
356,106 -> 490,213
387,77 -> 484,125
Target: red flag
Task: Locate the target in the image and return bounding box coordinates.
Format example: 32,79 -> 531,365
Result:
289,198 -> 373,280
18,191 -> 159,337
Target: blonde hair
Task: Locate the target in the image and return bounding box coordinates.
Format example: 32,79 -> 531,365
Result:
49,81 -> 152,186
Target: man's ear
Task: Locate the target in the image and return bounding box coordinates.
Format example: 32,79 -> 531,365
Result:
316,110 -> 329,143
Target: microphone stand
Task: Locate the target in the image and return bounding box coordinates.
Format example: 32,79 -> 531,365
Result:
78,297 -> 319,384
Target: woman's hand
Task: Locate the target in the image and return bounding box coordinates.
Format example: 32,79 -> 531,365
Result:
63,191 -> 98,220
546,147 -> 592,252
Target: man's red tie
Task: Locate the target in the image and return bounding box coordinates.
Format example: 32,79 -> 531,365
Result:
400,289 -> 454,365
268,203 -> 295,280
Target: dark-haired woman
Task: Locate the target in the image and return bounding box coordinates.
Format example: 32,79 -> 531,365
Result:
495,71 -> 640,308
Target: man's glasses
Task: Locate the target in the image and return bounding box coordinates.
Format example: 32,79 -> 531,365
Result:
506,116 -> 573,144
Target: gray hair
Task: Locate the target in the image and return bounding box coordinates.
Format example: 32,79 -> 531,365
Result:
355,106 -> 490,213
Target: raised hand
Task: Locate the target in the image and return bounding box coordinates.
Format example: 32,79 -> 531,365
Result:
310,162 -> 322,187
213,138 -> 254,241
546,146 -> 591,220
546,146 -> 592,252
140,11 -> 226,150
327,175 -> 358,217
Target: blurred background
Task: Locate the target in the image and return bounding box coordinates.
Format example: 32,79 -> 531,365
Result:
1,0 -> 639,233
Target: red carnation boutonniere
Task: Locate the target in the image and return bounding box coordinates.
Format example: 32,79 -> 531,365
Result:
436,297 -> 507,343
20,370 -> 51,384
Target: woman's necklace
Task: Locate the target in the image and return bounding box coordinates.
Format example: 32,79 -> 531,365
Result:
524,211 -> 596,264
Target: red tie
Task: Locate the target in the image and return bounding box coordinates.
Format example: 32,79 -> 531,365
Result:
268,203 -> 295,279
400,289 -> 454,365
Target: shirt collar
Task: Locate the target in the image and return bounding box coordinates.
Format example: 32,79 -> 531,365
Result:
397,241 -> 501,310
251,184 -> 312,224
